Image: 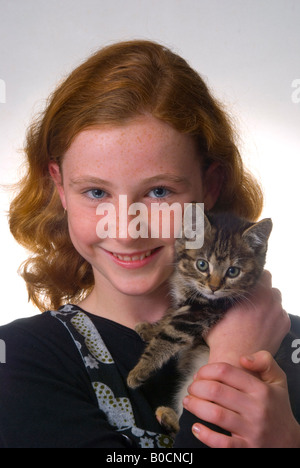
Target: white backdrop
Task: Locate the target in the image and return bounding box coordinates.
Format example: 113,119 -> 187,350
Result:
0,0 -> 299,324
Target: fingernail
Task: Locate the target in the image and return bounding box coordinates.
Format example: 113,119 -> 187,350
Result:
192,424 -> 201,435
244,354 -> 255,362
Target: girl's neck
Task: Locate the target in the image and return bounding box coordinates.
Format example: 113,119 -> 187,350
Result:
78,277 -> 170,330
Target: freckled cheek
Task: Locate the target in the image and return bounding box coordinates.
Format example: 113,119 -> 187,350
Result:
67,213 -> 100,248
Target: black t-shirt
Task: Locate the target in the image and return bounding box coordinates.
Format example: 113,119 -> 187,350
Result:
0,305 -> 299,448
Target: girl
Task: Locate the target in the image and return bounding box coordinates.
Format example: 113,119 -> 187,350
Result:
0,40 -> 299,448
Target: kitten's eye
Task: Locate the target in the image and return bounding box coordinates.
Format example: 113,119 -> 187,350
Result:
226,267 -> 241,278
196,259 -> 209,272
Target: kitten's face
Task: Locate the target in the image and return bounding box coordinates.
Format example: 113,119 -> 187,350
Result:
173,214 -> 272,302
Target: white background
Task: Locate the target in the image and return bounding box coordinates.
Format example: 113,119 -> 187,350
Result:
0,0 -> 299,325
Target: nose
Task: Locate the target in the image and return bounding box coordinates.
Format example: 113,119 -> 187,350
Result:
96,195 -> 150,242
116,200 -> 149,241
208,275 -> 222,293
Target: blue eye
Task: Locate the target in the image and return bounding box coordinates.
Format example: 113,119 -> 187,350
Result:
86,189 -> 107,199
148,187 -> 170,198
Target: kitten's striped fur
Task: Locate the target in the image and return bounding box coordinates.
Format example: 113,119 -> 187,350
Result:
127,212 -> 272,435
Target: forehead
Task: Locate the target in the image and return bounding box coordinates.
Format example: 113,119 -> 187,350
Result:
62,115 -> 201,178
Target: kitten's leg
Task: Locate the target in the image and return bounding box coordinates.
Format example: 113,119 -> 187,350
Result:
155,406 -> 180,437
127,333 -> 192,389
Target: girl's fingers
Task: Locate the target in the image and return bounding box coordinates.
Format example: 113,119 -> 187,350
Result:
240,351 -> 288,386
187,379 -> 251,415
257,269 -> 272,289
183,395 -> 243,435
195,361 -> 262,394
271,287 -> 282,302
191,422 -> 245,448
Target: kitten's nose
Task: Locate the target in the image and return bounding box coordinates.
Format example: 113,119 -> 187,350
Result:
209,285 -> 219,293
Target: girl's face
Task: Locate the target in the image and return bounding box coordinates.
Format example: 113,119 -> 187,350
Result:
50,115 -> 219,298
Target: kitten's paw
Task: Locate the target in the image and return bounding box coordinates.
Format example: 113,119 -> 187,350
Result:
155,406 -> 180,437
127,369 -> 145,389
135,322 -> 155,342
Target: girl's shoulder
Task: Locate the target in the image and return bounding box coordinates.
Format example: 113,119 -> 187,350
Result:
0,310 -> 68,340
0,309 -> 85,370
0,308 -> 129,447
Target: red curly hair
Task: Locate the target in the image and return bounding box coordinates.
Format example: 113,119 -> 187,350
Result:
9,40 -> 263,311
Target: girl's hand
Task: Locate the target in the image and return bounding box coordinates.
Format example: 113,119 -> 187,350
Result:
206,271 -> 291,367
184,351 -> 300,448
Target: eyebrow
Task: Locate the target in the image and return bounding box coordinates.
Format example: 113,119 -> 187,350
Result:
69,177 -> 114,187
142,174 -> 190,186
69,173 -> 190,187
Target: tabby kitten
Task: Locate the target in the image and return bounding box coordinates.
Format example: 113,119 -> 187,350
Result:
127,212 -> 273,435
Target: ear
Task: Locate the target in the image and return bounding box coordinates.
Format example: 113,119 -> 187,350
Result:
242,218 -> 273,249
48,162 -> 67,210
203,212 -> 212,234
182,202 -> 209,234
179,203 -> 210,250
203,162 -> 224,211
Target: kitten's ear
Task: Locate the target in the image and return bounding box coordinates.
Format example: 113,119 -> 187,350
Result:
242,218 -> 273,249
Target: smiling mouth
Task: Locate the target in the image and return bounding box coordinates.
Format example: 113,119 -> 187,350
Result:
107,247 -> 161,263
112,250 -> 153,262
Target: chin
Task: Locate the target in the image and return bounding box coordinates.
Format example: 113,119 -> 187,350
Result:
112,276 -> 169,297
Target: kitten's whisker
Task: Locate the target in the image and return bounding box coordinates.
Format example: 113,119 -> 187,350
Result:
230,292 -> 259,312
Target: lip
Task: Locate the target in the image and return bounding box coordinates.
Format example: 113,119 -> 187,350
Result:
103,247 -> 163,269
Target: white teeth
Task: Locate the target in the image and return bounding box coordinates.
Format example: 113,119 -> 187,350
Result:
112,250 -> 154,261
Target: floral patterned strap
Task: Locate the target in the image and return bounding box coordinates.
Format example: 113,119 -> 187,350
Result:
51,305 -> 173,448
